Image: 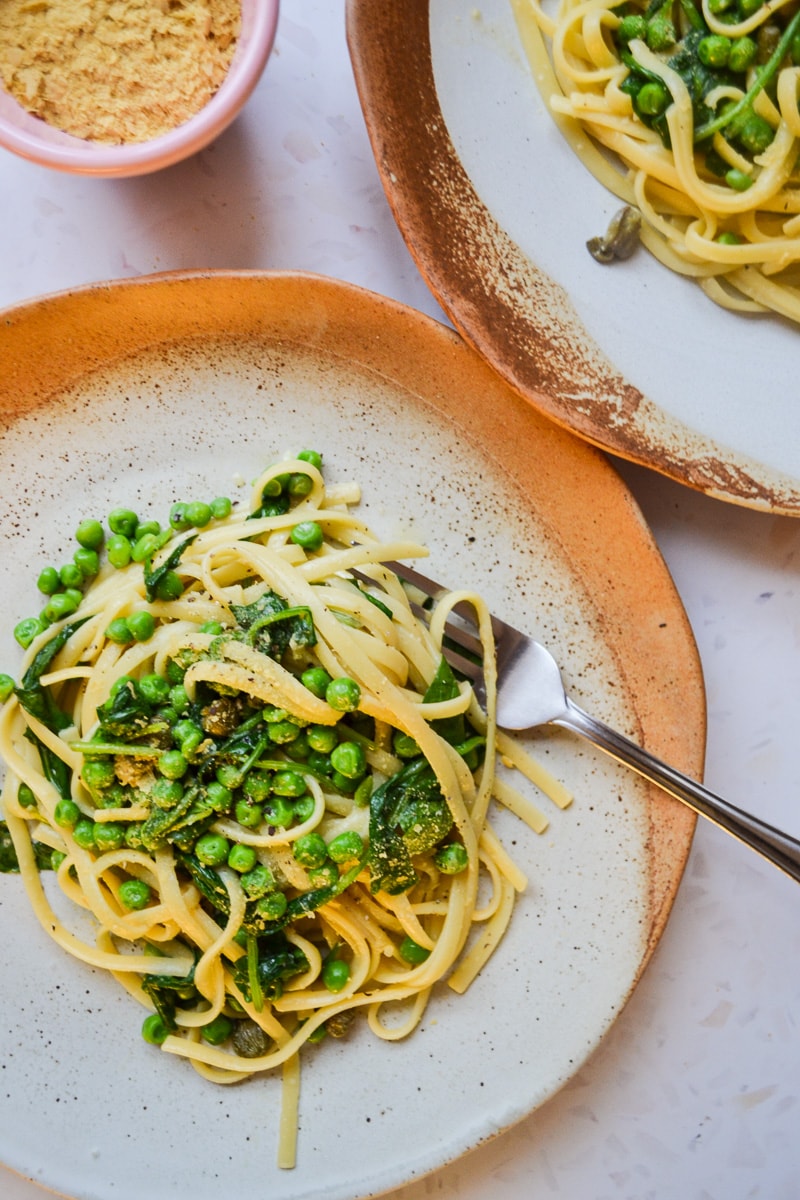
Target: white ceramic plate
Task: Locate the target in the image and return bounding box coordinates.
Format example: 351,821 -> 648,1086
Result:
0,272 -> 699,1200
348,0 -> 800,514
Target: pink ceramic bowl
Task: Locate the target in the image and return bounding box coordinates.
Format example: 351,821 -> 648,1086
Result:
0,0 -> 279,177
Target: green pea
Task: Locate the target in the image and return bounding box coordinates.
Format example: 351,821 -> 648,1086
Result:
243,771 -> 272,804
308,864 -> 338,889
82,758 -> 116,791
646,14 -> 675,51
271,770 -> 307,798
283,730 -> 311,761
267,720 -> 302,745
240,863 -> 275,898
159,750 -> 189,780
184,501 -> 213,528
120,878 -> 151,909
330,770 -> 357,794
37,566 -> 60,595
73,547 -> 99,579
151,778 -> 184,809
54,798 -> 81,828
125,610 -> 155,643
142,1013 -> 169,1045
199,619 -> 224,635
256,891 -> 288,921
0,673 -> 15,704
726,167 -> 753,191
51,850 -> 66,870
136,520 -> 162,539
306,724 -> 337,753
17,782 -> 36,808
325,676 -> 361,712
292,793 -> 316,823
207,781 -> 233,811
393,731 -> 420,759
170,683 -> 190,713
165,659 -> 186,685
434,842 -> 469,874
261,476 -> 284,498
728,35 -> 757,71
635,80 -> 670,116
44,591 -> 79,622
398,936 -> 430,965
616,13 -> 647,41
137,672 -> 169,705
195,833 -> 230,866
169,502 -> 191,531
306,750 -> 332,776
737,113 -> 774,154
235,799 -> 263,828
93,822 -> 125,851
108,508 -> 138,538
738,0 -> 763,16
210,496 -> 232,520
14,617 -> 44,648
292,832 -> 328,868
59,562 -> 84,589
287,473 -> 313,498
327,830 -> 365,863
717,231 -> 742,244
297,449 -> 323,471
331,739 -> 367,777
174,720 -> 203,756
155,571 -> 184,601
75,518 -> 104,550
131,533 -> 160,563
290,521 -> 324,551
216,763 -> 244,789
106,617 -> 133,644
322,958 -> 350,992
72,817 -> 96,849
201,1015 -> 233,1045
697,34 -> 730,67
228,843 -> 258,873
107,533 -> 132,569
262,705 -> 291,724
301,666 -> 332,698
262,796 -> 295,828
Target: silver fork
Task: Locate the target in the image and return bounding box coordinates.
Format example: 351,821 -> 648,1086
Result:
376,560 -> 800,885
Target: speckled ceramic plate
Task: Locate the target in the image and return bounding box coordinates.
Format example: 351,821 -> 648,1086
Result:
347,0 -> 800,515
0,271 -> 700,1200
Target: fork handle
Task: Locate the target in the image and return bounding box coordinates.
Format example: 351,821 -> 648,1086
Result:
558,698 -> 800,884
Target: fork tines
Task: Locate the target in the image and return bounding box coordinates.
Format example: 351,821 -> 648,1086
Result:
352,560 -> 487,684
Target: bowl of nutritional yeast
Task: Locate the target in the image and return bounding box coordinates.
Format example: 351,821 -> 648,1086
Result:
0,0 -> 279,176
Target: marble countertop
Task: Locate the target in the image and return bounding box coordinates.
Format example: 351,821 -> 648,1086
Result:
2,4 -> 799,1198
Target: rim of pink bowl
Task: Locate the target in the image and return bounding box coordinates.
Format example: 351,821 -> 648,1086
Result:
0,0 -> 280,177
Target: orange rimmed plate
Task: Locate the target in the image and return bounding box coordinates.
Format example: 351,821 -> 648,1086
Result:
0,271 -> 699,1200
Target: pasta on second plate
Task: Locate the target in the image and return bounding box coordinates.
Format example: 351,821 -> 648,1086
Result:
512,0 -> 800,320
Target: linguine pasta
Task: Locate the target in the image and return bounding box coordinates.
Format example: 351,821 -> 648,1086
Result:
0,452 -> 570,1169
511,0 -> 800,320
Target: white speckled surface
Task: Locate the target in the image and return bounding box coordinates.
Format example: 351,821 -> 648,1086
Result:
1,3 -> 799,1199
